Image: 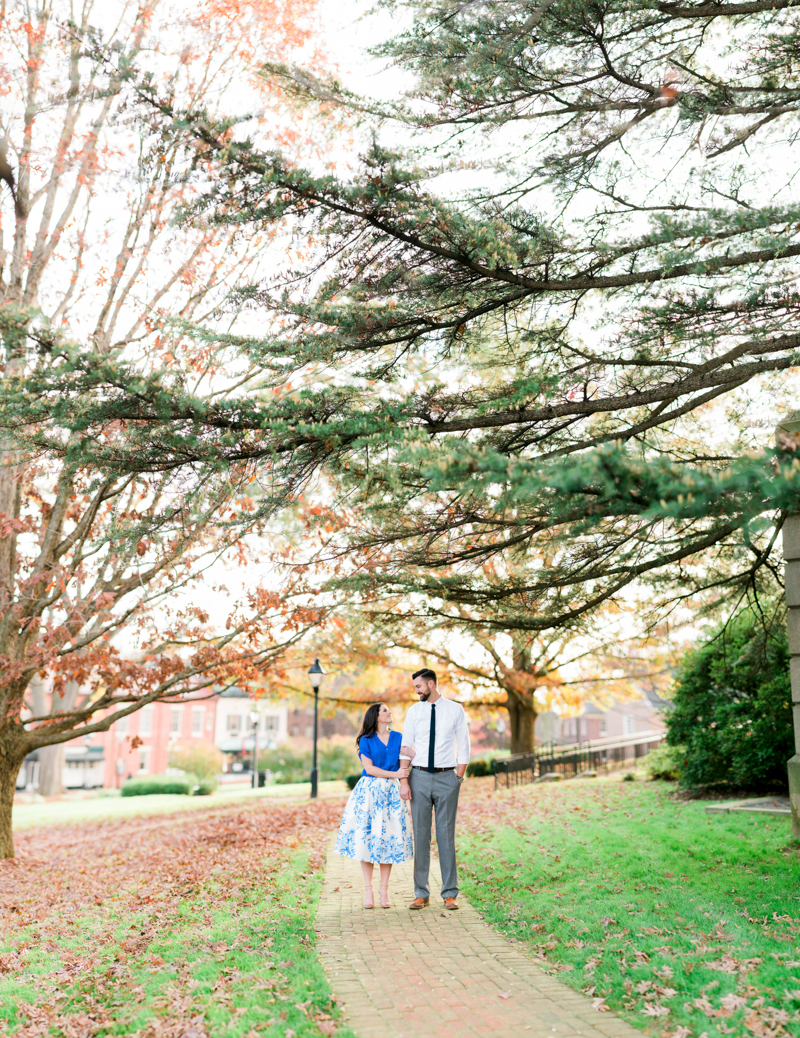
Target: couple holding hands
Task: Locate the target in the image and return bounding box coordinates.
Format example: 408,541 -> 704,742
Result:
334,668 -> 471,910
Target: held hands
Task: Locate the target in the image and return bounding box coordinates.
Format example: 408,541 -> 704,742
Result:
396,765 -> 410,780
399,744 -> 414,760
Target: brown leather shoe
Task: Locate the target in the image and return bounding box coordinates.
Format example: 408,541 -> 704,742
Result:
409,897 -> 429,910
443,897 -> 459,910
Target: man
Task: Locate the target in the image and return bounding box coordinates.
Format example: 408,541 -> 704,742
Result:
398,668 -> 470,911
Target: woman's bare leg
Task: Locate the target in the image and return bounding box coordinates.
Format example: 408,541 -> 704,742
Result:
379,863 -> 392,907
361,861 -> 375,907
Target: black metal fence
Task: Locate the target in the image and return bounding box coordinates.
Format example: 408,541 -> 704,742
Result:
492,732 -> 665,789
491,751 -> 536,788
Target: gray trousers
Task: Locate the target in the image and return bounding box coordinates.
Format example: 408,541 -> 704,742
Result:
409,768 -> 460,900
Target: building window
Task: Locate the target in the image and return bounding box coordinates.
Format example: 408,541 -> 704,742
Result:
600,719 -> 607,736
170,706 -> 182,737
138,747 -> 151,774
116,715 -> 129,740
623,715 -> 635,735
191,707 -> 204,737
140,705 -> 153,736
265,714 -> 279,733
227,714 -> 241,736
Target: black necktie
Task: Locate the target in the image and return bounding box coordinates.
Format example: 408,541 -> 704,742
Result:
427,703 -> 436,773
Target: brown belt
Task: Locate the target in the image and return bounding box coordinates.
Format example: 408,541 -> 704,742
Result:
411,766 -> 454,773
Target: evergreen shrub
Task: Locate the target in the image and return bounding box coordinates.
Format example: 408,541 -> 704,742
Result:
666,608 -> 793,790
644,745 -> 683,781
466,759 -> 492,777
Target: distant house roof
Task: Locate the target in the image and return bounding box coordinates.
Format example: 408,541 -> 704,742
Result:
579,690 -> 673,715
219,687 -> 249,699
643,686 -> 673,709
581,702 -> 605,715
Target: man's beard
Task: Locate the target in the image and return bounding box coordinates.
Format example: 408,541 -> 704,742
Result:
419,689 -> 431,701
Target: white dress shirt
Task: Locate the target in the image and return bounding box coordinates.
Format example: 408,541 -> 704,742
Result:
399,697 -> 471,769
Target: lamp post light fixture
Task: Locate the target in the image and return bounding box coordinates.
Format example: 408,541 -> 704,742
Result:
308,658 -> 325,799
249,708 -> 260,789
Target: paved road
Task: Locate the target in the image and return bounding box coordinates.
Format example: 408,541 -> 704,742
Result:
316,841 -> 645,1038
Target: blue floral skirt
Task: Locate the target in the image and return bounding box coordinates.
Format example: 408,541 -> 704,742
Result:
334,776 -> 413,864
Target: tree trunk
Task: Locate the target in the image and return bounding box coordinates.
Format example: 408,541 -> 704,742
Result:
505,634 -> 537,753
506,695 -> 536,754
0,740 -> 25,859
33,678 -> 78,796
38,743 -> 64,796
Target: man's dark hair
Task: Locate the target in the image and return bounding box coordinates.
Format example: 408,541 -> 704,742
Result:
412,668 -> 437,684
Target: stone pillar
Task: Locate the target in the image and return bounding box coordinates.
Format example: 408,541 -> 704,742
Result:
777,414 -> 800,838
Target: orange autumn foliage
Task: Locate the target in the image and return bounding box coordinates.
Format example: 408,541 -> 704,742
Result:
0,0 -> 333,857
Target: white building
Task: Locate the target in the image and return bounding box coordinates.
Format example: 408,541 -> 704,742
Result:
214,687 -> 288,771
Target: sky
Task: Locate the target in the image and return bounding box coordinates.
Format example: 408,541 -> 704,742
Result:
316,0 -> 411,101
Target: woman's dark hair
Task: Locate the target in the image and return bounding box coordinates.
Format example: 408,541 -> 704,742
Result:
355,703 -> 383,748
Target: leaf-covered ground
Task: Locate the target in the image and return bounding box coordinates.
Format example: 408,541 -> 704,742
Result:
6,775 -> 798,1038
457,778 -> 800,1038
0,798 -> 355,1038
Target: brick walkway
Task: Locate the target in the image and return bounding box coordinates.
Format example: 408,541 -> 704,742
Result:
315,841 -> 645,1038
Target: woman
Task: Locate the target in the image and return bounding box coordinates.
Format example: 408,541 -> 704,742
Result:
335,703 -> 413,908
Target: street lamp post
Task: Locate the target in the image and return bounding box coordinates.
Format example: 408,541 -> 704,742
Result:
250,709 -> 259,789
308,659 -> 325,798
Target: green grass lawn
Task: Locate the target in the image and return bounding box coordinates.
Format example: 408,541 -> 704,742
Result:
458,778 -> 800,1038
0,799 -> 354,1038
11,780 -> 347,830
8,771 -> 799,1038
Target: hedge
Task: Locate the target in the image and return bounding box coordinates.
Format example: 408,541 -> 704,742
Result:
121,776 -> 194,797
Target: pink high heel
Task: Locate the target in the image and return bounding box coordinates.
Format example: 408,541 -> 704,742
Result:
379,886 -> 390,908
364,889 -> 375,909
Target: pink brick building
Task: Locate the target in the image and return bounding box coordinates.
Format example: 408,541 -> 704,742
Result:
90,695 -> 218,787
17,688 -> 288,792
